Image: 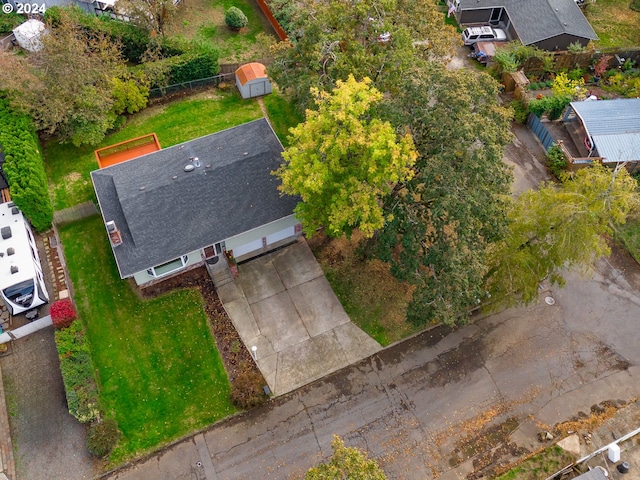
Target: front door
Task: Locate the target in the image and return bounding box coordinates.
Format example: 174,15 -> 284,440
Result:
204,242 -> 225,259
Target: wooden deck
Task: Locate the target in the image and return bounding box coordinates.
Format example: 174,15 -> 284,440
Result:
95,133 -> 161,169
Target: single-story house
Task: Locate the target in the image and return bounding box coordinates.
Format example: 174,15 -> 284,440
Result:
448,0 -> 598,50
91,118 -> 301,287
235,63 -> 272,99
562,98 -> 640,171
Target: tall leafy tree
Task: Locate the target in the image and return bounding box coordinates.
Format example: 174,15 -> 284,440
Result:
268,0 -> 459,110
375,66 -> 513,326
276,75 -> 417,238
0,11 -> 148,146
305,436 -> 387,480
486,163 -> 639,308
116,0 -> 177,36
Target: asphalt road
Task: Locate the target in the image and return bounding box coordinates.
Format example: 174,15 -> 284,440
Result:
105,249 -> 640,480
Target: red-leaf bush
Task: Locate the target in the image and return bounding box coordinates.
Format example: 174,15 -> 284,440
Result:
51,298 -> 76,329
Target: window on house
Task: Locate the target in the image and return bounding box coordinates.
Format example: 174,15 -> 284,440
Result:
146,255 -> 189,278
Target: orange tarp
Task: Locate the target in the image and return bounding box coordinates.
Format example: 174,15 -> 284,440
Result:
95,133 -> 161,169
235,63 -> 268,86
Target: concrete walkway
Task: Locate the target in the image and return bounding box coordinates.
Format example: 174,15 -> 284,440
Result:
216,240 -> 381,395
0,315 -> 52,344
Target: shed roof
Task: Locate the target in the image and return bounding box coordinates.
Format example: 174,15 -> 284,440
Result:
91,118 -> 298,278
569,98 -> 640,164
457,0 -> 597,45
235,63 -> 268,86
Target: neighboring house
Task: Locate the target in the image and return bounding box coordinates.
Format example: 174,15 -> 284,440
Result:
3,0 -> 123,18
562,98 -> 640,172
448,0 -> 598,50
91,118 -> 301,287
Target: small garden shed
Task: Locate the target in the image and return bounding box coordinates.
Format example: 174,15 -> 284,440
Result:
235,63 -> 272,99
12,19 -> 46,53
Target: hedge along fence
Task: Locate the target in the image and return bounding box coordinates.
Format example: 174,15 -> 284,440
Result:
520,47 -> 640,76
0,97 -> 53,232
55,318 -> 100,424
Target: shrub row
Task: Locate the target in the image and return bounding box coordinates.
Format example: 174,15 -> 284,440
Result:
54,318 -> 100,424
143,45 -> 220,87
44,6 -> 220,87
0,97 -> 53,232
44,6 -> 155,63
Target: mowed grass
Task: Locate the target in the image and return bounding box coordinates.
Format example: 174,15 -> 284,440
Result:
309,233 -> 423,346
262,90 -> 304,147
59,216 -> 235,464
45,89 -> 262,210
166,0 -> 275,62
585,0 -> 640,48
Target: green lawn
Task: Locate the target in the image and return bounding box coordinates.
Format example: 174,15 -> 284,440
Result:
166,0 -> 275,63
59,216 -> 235,464
262,90 -> 304,147
45,89 -> 262,210
585,0 -> 640,48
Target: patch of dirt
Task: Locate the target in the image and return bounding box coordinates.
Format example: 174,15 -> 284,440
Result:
65,172 -> 82,182
140,267 -> 267,404
555,399 -> 627,437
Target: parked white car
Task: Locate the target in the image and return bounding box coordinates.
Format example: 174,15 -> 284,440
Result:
461,26 -> 507,46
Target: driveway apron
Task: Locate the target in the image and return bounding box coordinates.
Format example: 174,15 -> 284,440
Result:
216,240 -> 382,395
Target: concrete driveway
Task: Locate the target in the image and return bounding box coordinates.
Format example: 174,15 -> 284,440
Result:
106,246 -> 640,480
216,240 -> 381,395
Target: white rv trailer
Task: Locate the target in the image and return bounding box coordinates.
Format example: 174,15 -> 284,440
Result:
0,202 -> 49,315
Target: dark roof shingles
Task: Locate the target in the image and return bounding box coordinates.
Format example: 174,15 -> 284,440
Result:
91,118 -> 298,278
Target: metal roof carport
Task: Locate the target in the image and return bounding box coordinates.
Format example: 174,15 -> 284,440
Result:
564,98 -> 640,165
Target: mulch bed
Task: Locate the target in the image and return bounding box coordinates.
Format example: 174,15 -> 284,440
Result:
140,267 -> 265,392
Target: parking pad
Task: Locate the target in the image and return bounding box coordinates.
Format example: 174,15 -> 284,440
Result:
218,240 -> 381,395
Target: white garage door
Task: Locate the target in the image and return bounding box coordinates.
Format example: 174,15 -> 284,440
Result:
232,238 -> 263,258
231,226 -> 297,259
266,226 -> 295,245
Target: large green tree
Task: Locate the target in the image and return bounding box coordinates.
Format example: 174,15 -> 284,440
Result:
115,0 -> 178,36
268,0 -> 459,110
276,75 -> 417,238
486,163 -> 639,308
305,436 -> 387,480
0,12 -> 148,146
375,66 -> 513,326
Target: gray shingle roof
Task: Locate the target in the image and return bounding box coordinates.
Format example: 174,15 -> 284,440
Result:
569,98 -> 640,164
458,0 -> 597,45
91,118 -> 299,278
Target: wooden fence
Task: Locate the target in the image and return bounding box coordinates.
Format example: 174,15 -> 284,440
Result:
521,48 -> 640,76
218,58 -> 274,75
53,202 -> 98,226
254,0 -> 287,41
